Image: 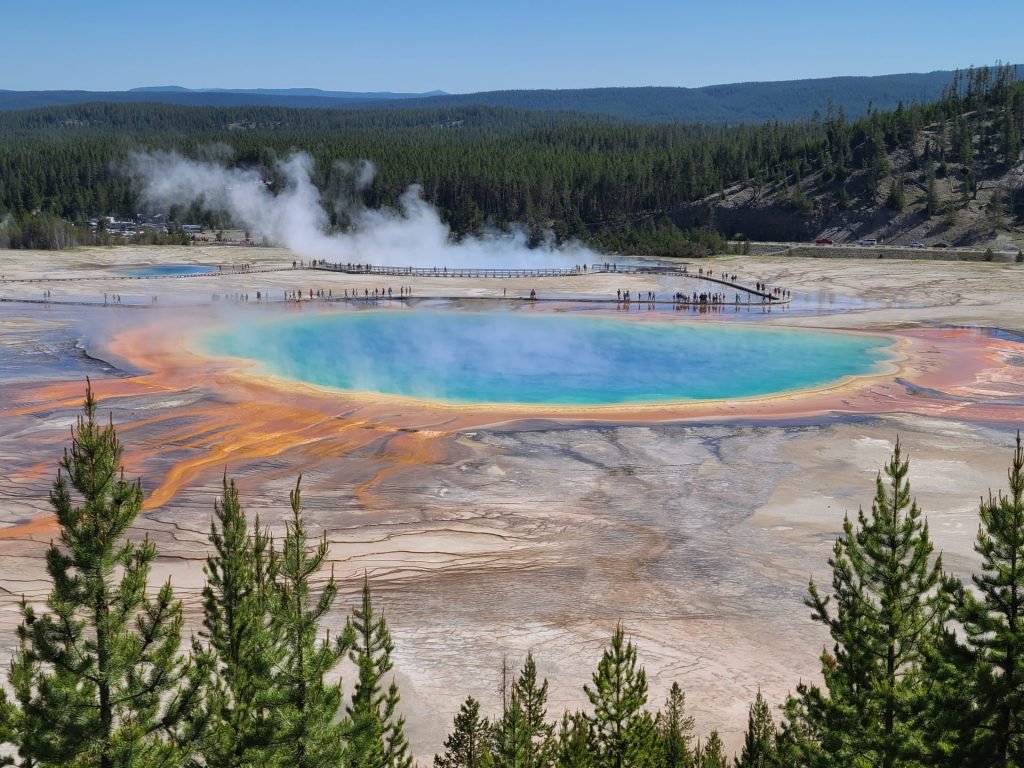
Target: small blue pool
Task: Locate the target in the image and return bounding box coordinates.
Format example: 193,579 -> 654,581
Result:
118,265 -> 218,277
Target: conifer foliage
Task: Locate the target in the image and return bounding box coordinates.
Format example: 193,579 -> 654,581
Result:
694,732 -> 727,768
942,432 -> 1024,764
346,576 -> 412,768
434,697 -> 493,768
787,438 -> 945,767
6,382 -> 196,767
555,711 -> 594,768
274,476 -> 354,768
195,474 -> 282,767
512,653 -> 555,768
492,653 -> 556,768
11,388 -> 1024,767
659,683 -> 695,768
734,690 -> 776,768
2,66 -> 1022,254
585,623 -> 649,768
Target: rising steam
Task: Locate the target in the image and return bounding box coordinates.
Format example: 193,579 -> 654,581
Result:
131,151 -> 594,268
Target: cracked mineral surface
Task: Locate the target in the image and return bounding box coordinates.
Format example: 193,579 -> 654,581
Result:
2,246 -> 1024,757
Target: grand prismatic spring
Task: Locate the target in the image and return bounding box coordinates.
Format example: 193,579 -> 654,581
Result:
3,247 -> 1024,757
204,311 -> 895,405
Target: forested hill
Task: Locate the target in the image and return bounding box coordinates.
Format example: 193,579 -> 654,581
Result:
128,86 -> 447,99
0,89 -> 444,111
1,65 -> 1021,254
3,67 -> 1019,122
0,103 -> 616,139
365,71 -> 1006,123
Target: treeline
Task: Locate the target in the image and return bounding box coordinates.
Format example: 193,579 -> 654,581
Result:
810,62 -> 1024,212
0,385 -> 415,768
0,103 -> 819,255
0,66 -> 1020,254
361,72 -> 966,125
6,386 -> 1024,765
0,212 -> 193,249
0,68 -> 998,123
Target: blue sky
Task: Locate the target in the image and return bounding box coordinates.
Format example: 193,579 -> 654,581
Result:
3,0 -> 1022,92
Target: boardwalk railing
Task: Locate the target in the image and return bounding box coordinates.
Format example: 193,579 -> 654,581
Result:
0,261 -> 788,304
312,262 -> 687,277
309,261 -> 786,301
310,262 -> 587,278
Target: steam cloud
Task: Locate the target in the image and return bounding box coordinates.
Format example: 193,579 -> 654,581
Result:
131,151 -> 596,268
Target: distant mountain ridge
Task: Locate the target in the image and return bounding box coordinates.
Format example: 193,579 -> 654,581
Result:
394,68 -> 1023,122
0,89 -> 448,111
2,67 -> 1020,123
128,86 -> 447,99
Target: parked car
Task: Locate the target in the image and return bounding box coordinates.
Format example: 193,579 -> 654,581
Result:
908,240 -> 925,248
815,238 -> 834,245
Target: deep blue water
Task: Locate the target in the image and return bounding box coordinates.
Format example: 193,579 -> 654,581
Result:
203,310 -> 893,405
118,265 -> 218,276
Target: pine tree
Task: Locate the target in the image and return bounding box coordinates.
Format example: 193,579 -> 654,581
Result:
5,382 -> 196,767
885,178 -> 905,211
513,653 -> 555,768
1001,105 -> 1021,165
435,696 -> 493,768
941,433 -> 1024,763
735,689 -> 777,768
556,712 -> 594,768
694,732 -> 726,768
274,476 -> 352,768
1,631 -> 47,768
346,575 -> 412,768
925,168 -> 939,216
0,687 -> 12,760
196,474 -> 283,768
774,705 -> 820,768
623,711 -> 662,768
918,619 -> 974,766
787,439 -> 945,767
659,682 -> 695,768
584,623 -> 649,768
493,689 -> 530,768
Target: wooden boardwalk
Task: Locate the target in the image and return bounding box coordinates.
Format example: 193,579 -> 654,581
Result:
310,262 -> 586,278
310,261 -> 787,302
0,261 -> 790,305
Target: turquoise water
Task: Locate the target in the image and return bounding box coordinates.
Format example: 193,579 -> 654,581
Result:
119,265 -> 218,276
204,310 -> 893,405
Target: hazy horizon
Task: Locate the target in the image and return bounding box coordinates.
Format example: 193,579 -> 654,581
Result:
3,0 -> 1022,93
4,65 -> 1009,96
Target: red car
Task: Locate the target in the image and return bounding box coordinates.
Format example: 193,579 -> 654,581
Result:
815,238 -> 834,245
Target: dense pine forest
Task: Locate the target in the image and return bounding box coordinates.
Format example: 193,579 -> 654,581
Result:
1,65 -> 1021,256
3,370 -> 1024,767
